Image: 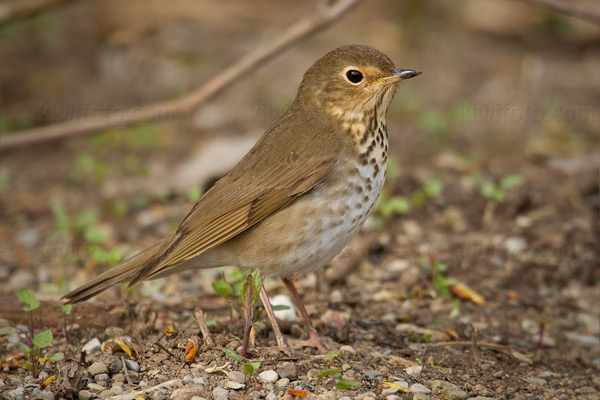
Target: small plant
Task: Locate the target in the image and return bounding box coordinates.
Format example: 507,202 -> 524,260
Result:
418,257 -> 456,299
60,304 -> 72,344
473,173 -> 524,203
17,289 -> 64,377
372,178 -> 444,229
315,366 -> 359,391
221,348 -> 261,383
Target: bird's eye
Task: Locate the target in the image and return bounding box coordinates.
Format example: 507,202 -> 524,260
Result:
345,70 -> 363,84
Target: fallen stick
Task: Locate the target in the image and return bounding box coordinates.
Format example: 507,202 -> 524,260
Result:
0,0 -> 363,151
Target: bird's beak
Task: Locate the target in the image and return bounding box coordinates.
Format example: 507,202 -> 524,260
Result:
373,68 -> 422,85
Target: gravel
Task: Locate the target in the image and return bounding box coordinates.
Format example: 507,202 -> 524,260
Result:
87,362 -> 108,376
431,380 -> 468,400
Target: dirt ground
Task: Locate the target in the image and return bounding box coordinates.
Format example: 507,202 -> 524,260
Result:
0,1 -> 599,399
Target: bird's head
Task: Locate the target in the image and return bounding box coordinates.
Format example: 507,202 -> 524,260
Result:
296,44 -> 421,124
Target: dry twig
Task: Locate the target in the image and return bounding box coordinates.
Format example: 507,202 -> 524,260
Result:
511,0 -> 600,26
193,307 -> 214,347
426,341 -> 533,364
0,0 -> 79,27
0,0 -> 363,151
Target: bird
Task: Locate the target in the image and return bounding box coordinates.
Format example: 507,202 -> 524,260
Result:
63,44 -> 421,353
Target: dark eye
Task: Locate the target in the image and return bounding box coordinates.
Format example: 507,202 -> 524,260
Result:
346,70 -> 363,84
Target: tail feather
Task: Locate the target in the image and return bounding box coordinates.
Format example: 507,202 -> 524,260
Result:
62,233 -> 175,304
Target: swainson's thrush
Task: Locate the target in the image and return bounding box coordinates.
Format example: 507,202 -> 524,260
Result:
64,44 -> 421,352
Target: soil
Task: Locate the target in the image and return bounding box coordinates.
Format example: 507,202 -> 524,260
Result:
0,1 -> 599,399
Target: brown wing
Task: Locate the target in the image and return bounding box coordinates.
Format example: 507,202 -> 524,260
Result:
130,110 -> 342,284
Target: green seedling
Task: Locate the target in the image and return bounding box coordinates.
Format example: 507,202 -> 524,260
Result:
315,367 -> 359,391
221,348 -> 261,383
473,173 -> 523,203
17,289 -> 64,377
60,304 -> 72,344
418,257 -> 456,300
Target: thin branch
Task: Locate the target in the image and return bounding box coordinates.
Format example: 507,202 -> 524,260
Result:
511,0 -> 600,26
0,0 -> 79,27
0,0 -> 364,151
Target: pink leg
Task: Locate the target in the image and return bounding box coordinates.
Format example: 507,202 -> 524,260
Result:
282,277 -> 331,352
259,285 -> 291,353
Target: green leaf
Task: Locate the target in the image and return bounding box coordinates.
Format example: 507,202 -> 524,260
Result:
23,348 -> 37,354
242,362 -> 261,375
241,274 -> 252,305
342,363 -> 351,372
18,288 -> 36,306
186,187 -> 204,203
386,196 -> 411,215
423,179 -> 444,198
60,304 -> 72,316
33,330 -> 53,348
323,350 -> 339,361
220,348 -> 242,362
22,361 -> 34,370
271,305 -> 290,311
335,379 -> 360,390
48,352 -> 64,361
500,174 -> 523,189
83,225 -> 108,245
480,181 -> 498,199
316,368 -> 339,379
212,280 -> 233,298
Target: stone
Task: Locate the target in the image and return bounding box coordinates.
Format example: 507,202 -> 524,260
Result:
112,385 -> 124,394
225,381 -> 245,390
387,396 -> 402,400
271,294 -> 297,321
88,362 -> 108,376
87,383 -> 105,391
258,370 -> 279,384
212,387 -> 229,400
82,338 -> 102,355
406,365 -> 423,376
467,397 -> 496,400
124,359 -> 140,372
275,378 -> 290,389
383,387 -> 399,395
193,377 -> 208,385
364,370 -> 383,379
112,374 -> 125,383
227,371 -> 246,383
99,390 -> 115,399
413,394 -> 431,400
31,388 -> 54,400
339,345 -> 356,355
78,390 -> 94,400
95,374 -> 110,383
107,358 -> 123,374
411,383 -> 431,394
431,381 -> 468,400
526,377 -> 547,386
278,362 -> 298,380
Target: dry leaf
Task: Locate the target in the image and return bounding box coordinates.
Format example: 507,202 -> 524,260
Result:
450,282 -> 486,306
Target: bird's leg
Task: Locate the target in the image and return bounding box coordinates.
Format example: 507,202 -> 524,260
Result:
259,285 -> 292,353
282,277 -> 331,352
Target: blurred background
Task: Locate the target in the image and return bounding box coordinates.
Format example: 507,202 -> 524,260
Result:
0,0 -> 598,395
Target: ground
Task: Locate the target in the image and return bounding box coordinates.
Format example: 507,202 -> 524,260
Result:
0,1 -> 599,399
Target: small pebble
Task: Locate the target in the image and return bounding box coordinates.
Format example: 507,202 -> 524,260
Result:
339,345 -> 356,355
99,390 -> 115,399
258,370 -> 279,384
78,390 -> 93,400
112,374 -> 125,383
31,388 -> 54,400
88,362 -> 108,376
493,370 -> 504,378
124,359 -> 140,372
413,394 -> 431,400
383,387 -> 399,395
526,377 -> 547,386
183,375 -> 193,383
112,386 -> 124,394
82,338 -> 102,355
87,383 -> 105,391
139,381 -> 148,388
193,377 -> 208,385
364,370 -> 383,379
266,394 -> 277,400
191,397 -> 208,400
95,374 -> 110,383
278,362 -> 298,380
410,383 -> 431,394
227,371 -> 246,383
212,387 -> 229,400
405,365 -> 422,376
339,397 -> 352,400
393,380 -> 409,388
275,378 -> 290,389
107,358 -> 123,374
387,396 -> 402,400
225,380 -> 245,389
431,380 -> 468,400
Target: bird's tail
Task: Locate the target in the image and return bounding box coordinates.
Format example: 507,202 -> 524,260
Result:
62,232 -> 175,304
